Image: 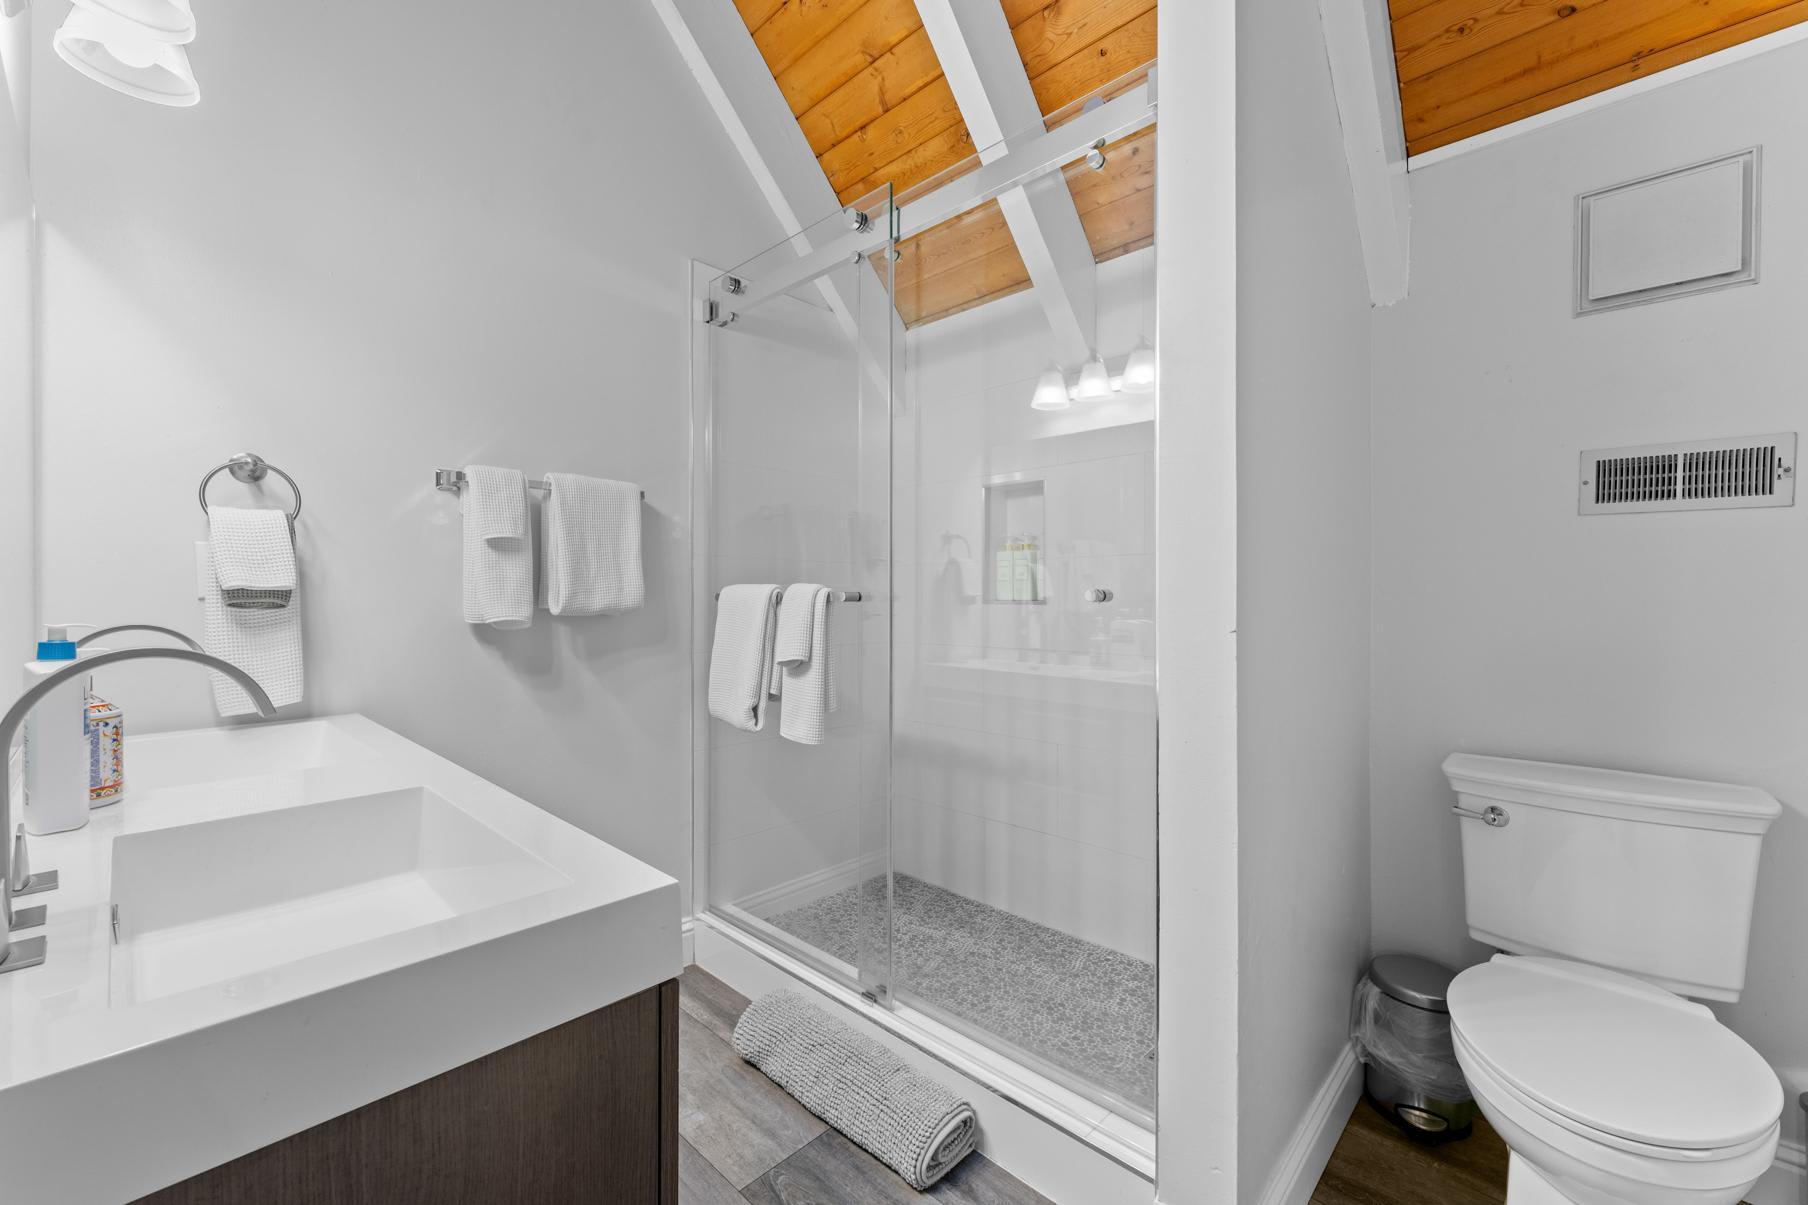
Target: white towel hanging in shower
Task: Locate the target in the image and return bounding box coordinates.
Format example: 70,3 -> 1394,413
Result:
776,584 -> 836,746
709,584 -> 782,732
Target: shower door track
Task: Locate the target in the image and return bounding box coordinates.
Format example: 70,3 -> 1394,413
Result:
727,77 -> 1157,314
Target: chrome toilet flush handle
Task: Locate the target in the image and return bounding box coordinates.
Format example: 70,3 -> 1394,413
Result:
1452,804 -> 1510,828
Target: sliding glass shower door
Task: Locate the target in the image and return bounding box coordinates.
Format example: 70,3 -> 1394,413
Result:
702,92 -> 1158,1122
701,187 -> 898,1006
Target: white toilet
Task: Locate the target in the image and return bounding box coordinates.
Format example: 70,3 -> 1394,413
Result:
1442,753 -> 1785,1205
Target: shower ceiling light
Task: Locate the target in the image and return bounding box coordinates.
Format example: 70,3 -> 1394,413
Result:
1030,366 -> 1070,411
1122,340 -> 1156,393
1076,353 -> 1112,401
54,1 -> 199,107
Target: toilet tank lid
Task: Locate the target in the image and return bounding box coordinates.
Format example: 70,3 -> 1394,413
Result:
1442,753 -> 1780,826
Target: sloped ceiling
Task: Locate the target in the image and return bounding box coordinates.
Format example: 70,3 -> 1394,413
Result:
732,0 -> 1156,326
1391,0 -> 1808,156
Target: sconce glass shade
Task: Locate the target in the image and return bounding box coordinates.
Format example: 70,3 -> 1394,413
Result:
70,0 -> 195,44
55,8 -> 199,106
1122,339 -> 1156,393
1076,353 -> 1112,400
1030,366 -> 1070,411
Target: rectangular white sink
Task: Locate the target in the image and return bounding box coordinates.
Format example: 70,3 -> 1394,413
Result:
109,787 -> 570,1004
125,718 -> 379,790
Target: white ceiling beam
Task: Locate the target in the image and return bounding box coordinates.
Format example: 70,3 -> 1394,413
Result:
916,0 -> 1099,364
650,0 -> 897,395
1319,0 -> 1411,305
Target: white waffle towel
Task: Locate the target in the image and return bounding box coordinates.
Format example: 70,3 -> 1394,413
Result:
776,584 -> 836,746
709,584 -> 781,732
208,507 -> 296,609
538,472 -> 643,616
459,465 -> 532,629
202,541 -> 303,716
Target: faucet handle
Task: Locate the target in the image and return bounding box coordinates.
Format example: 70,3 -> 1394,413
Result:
10,824 -> 28,893
0,827 -> 48,971
11,826 -> 57,898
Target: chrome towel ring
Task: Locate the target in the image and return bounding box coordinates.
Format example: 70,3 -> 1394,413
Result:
197,452 -> 303,522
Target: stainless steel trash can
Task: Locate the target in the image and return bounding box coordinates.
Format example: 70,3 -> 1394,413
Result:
1351,954 -> 1477,1141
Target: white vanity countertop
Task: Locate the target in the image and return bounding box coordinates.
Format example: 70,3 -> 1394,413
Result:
0,713 -> 681,1204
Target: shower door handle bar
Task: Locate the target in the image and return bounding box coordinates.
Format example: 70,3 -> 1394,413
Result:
713,589 -> 863,603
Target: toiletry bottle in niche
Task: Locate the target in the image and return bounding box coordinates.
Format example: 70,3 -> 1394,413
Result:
22,624 -> 91,834
995,539 -> 1013,602
86,676 -> 123,807
1011,537 -> 1034,603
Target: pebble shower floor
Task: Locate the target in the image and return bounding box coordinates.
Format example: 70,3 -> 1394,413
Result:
767,874 -> 1155,1112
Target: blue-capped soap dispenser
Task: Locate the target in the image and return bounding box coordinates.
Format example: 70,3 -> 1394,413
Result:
22,624 -> 92,834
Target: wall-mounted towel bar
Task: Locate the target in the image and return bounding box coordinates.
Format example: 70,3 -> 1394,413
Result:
714,588 -> 863,603
200,452 -> 302,521
434,468 -> 644,500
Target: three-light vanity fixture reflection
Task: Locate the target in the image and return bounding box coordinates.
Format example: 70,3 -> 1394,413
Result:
1030,338 -> 1157,411
44,0 -> 200,107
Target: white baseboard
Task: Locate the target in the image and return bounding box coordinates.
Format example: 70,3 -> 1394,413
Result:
732,855 -> 875,920
1748,1138 -> 1806,1205
1255,1043 -> 1363,1205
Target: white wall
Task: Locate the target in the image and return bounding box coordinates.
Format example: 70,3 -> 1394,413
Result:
28,0 -> 783,915
1235,0 -> 1375,1197
1372,39 -> 1808,1163
1153,0 -> 1241,1198
0,11 -> 30,667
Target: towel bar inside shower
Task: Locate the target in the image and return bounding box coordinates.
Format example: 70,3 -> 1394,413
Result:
713,588 -> 863,603
434,468 -> 644,500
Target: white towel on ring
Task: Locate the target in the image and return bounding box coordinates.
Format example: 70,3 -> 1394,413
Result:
459,465 -> 532,629
709,585 -> 781,732
208,507 -> 295,609
538,472 -> 643,616
201,541 -> 303,716
776,584 -> 836,746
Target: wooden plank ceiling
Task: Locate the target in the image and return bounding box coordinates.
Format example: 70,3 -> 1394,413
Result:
1392,0 -> 1808,156
733,0 -> 1157,327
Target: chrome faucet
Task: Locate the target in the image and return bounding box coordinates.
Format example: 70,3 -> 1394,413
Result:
0,647 -> 276,972
76,625 -> 203,652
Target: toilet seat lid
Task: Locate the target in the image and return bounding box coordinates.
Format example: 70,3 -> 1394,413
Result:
1448,956 -> 1781,1150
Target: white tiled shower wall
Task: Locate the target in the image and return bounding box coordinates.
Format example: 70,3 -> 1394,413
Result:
893,248 -> 1158,961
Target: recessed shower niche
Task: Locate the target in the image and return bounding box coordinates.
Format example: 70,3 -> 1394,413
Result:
983,478 -> 1046,604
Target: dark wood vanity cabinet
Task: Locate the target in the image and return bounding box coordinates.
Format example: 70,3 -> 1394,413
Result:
132,980 -> 679,1205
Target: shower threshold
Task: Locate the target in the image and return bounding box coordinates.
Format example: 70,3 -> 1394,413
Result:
693,904 -> 1156,1183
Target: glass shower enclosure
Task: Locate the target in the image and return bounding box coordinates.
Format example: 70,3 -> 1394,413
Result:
696,88 -> 1157,1123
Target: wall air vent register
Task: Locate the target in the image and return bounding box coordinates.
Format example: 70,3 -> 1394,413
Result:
1579,433 -> 1795,515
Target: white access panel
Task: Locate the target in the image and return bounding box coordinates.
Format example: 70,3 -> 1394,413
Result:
1576,149 -> 1759,314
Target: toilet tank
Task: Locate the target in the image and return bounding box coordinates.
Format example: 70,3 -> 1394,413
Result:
1442,753 -> 1781,1002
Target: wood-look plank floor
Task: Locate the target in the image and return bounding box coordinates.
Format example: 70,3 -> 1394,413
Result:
1311,1102 -> 1509,1205
678,967 -> 1053,1205
1311,1099 -> 1754,1205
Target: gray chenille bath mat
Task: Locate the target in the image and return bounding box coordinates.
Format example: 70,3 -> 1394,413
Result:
732,989 -> 978,1189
